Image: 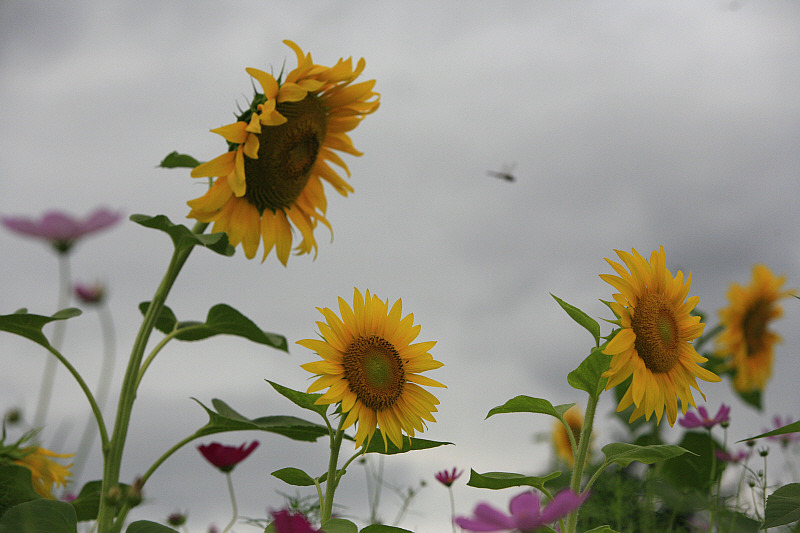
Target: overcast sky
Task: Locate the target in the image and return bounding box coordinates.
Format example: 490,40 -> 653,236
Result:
2,2 -> 800,532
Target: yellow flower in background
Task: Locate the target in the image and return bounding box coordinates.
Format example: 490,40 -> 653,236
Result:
299,289 -> 445,449
601,247 -> 720,426
14,446 -> 73,498
716,265 -> 793,393
188,40 -> 380,265
552,406 -> 587,466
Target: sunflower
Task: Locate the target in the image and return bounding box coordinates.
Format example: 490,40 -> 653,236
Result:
299,289 -> 445,449
716,265 -> 792,393
601,247 -> 720,426
188,40 -> 380,265
552,406 -> 586,466
13,446 -> 73,498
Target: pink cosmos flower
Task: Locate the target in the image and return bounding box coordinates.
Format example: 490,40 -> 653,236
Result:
435,467 -> 464,487
678,404 -> 730,429
455,489 -> 589,532
715,449 -> 749,463
1,207 -> 122,253
764,416 -> 800,448
270,509 -> 320,533
74,282 -> 106,304
197,441 -> 259,473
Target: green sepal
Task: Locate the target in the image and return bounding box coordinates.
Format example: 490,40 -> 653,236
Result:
68,480 -> 131,521
360,525 -> 415,532
271,467 -> 317,487
486,396 -> 575,420
139,302 -> 287,350
361,430 -> 452,455
191,398 -> 328,442
466,469 -> 560,491
551,294 -> 601,346
567,345 -> 610,398
158,151 -> 201,169
267,380 -> 330,419
0,465 -> 42,517
742,419 -> 800,442
601,442 -> 691,468
130,214 -> 234,256
0,308 -> 81,350
125,521 -> 179,533
764,483 -> 800,528
0,499 -> 77,533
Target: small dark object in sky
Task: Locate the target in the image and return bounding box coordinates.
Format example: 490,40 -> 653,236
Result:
486,163 -> 516,182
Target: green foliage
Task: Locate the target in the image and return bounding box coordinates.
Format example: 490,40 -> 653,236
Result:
0,499 -> 77,533
139,302 -> 287,350
320,518 -> 359,533
551,294 -> 601,346
267,380 -> 330,419
743,419 -> 800,442
359,525 -> 414,532
661,432 -> 722,493
600,442 -> 691,468
765,483 -> 800,528
271,467 -> 317,487
584,527 -> 622,533
192,398 -> 329,442
485,396 -> 574,420
466,469 -> 560,491
0,308 -> 81,350
69,480 -> 131,521
567,346 -> 610,398
125,521 -> 179,532
360,430 -> 452,455
158,151 -> 200,169
130,214 -> 234,255
0,465 -> 42,517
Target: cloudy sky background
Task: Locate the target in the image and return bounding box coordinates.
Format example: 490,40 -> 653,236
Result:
2,1 -> 800,531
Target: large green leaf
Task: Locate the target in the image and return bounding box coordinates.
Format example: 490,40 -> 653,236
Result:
765,483 -> 800,528
192,398 -> 328,442
0,465 -> 42,517
267,380 -> 330,419
126,521 -> 179,533
466,470 -> 560,491
130,214 -> 233,256
486,396 -> 574,420
158,151 -> 200,169
0,499 -> 77,533
660,432 -> 720,493
567,345 -> 610,398
0,308 -> 81,349
601,442 -> 690,468
360,430 -> 452,455
742,419 -> 800,442
551,294 -> 601,346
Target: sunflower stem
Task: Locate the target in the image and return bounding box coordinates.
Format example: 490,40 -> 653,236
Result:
321,418 -> 346,524
564,392 -> 598,533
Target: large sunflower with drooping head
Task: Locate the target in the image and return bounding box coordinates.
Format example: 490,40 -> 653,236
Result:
601,247 -> 720,426
299,289 -> 445,449
716,265 -> 792,393
188,40 -> 379,265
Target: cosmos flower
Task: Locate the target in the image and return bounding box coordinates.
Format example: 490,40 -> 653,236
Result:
188,40 -> 379,265
270,509 -> 320,533
455,489 -> 589,532
678,404 -> 730,430
74,282 -> 106,304
716,265 -> 793,393
600,247 -> 720,426
299,288 -> 445,450
197,441 -> 259,473
1,207 -> 122,253
715,449 -> 749,463
435,467 -> 464,487
764,415 -> 800,448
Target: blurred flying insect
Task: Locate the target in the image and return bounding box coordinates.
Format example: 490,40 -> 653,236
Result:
486,162 -> 516,182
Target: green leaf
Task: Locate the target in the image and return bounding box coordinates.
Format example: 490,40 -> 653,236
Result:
360,430 -> 452,455
765,483 -> 800,528
130,214 -> 234,256
486,396 -> 575,420
0,499 -> 77,533
584,527 -> 622,533
192,398 -> 329,442
138,302 -> 178,335
267,380 -> 329,419
567,345 -> 610,398
68,480 -> 131,521
0,465 -> 42,517
171,304 -> 288,350
158,151 -> 200,169
319,518 -> 358,533
271,467 -> 317,487
551,294 -> 601,345
601,442 -> 690,468
660,432 -> 721,493
466,470 -> 560,491
0,308 -> 82,349
742,420 -> 800,442
360,525 -> 415,532
126,521 -> 180,533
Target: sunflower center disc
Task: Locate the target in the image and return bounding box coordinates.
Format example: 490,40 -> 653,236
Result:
342,335 -> 405,412
742,298 -> 770,356
632,292 -> 681,373
244,94 -> 327,213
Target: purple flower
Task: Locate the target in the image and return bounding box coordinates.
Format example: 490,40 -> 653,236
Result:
678,404 -> 730,429
74,282 -> 106,304
197,441 -> 259,473
270,509 -> 320,533
1,207 -> 122,253
435,467 -> 464,487
455,489 -> 589,532
715,449 -> 749,463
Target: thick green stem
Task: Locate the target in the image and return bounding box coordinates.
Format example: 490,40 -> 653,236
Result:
321,419 -> 346,523
564,392 -> 598,533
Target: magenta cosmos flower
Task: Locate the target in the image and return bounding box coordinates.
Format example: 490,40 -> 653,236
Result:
455,489 -> 589,532
715,449 -> 749,463
197,441 -> 259,473
679,404 -> 730,429
1,207 -> 122,253
270,509 -> 320,533
435,467 -> 464,487
74,282 -> 106,304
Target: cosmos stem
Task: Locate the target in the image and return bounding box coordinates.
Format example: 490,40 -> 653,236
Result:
564,392 -> 598,533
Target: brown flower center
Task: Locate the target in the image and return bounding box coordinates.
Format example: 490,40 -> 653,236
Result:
342,335 -> 405,412
244,94 -> 327,213
742,299 -> 770,356
632,293 -> 681,373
